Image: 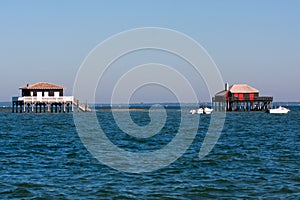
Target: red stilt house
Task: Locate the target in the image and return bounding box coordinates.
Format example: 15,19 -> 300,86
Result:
212,83 -> 273,111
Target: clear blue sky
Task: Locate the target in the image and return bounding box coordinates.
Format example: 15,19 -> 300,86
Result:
1,0 -> 299,102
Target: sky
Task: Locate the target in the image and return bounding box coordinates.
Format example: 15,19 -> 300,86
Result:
0,0 -> 299,103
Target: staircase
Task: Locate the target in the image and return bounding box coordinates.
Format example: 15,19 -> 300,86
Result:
73,98 -> 92,112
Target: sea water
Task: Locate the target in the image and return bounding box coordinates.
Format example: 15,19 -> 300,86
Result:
0,107 -> 299,199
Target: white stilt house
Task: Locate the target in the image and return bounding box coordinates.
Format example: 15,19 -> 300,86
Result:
12,82 -> 91,113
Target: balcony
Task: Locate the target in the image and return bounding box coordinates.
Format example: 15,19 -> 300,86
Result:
228,96 -> 273,102
12,96 -> 75,103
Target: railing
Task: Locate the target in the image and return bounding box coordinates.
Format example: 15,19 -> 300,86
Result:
73,98 -> 92,112
12,96 -> 75,103
228,96 -> 273,102
12,96 -> 92,112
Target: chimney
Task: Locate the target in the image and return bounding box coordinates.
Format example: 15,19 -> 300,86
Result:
27,84 -> 29,87
225,82 -> 229,91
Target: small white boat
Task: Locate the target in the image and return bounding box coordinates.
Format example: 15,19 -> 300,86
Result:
190,107 -> 213,114
267,106 -> 290,114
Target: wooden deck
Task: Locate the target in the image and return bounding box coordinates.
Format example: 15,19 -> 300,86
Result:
212,96 -> 273,112
12,96 -> 91,113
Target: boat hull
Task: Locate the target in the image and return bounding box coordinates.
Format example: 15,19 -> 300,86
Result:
267,106 -> 290,114
190,107 -> 213,114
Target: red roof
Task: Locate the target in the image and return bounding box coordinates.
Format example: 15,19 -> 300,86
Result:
215,84 -> 260,96
20,82 -> 64,90
229,84 -> 259,93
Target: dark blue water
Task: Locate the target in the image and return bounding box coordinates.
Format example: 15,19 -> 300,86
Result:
0,107 -> 300,199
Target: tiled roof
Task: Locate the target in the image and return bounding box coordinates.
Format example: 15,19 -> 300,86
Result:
20,82 -> 64,89
229,84 -> 259,93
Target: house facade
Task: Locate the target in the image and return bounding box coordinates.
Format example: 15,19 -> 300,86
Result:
20,82 -> 64,98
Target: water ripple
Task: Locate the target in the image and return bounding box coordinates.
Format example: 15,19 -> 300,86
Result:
0,107 -> 300,198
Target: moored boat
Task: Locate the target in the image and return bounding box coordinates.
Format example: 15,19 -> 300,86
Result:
190,107 -> 213,114
267,106 -> 290,114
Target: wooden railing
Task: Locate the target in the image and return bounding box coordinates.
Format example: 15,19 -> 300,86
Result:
12,96 -> 75,103
213,96 -> 273,102
73,98 -> 92,112
228,96 -> 273,102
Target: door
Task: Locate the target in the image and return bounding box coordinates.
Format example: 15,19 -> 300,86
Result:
249,93 -> 254,101
37,92 -> 42,101
54,92 -> 60,98
238,93 -> 244,101
44,92 -> 49,98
